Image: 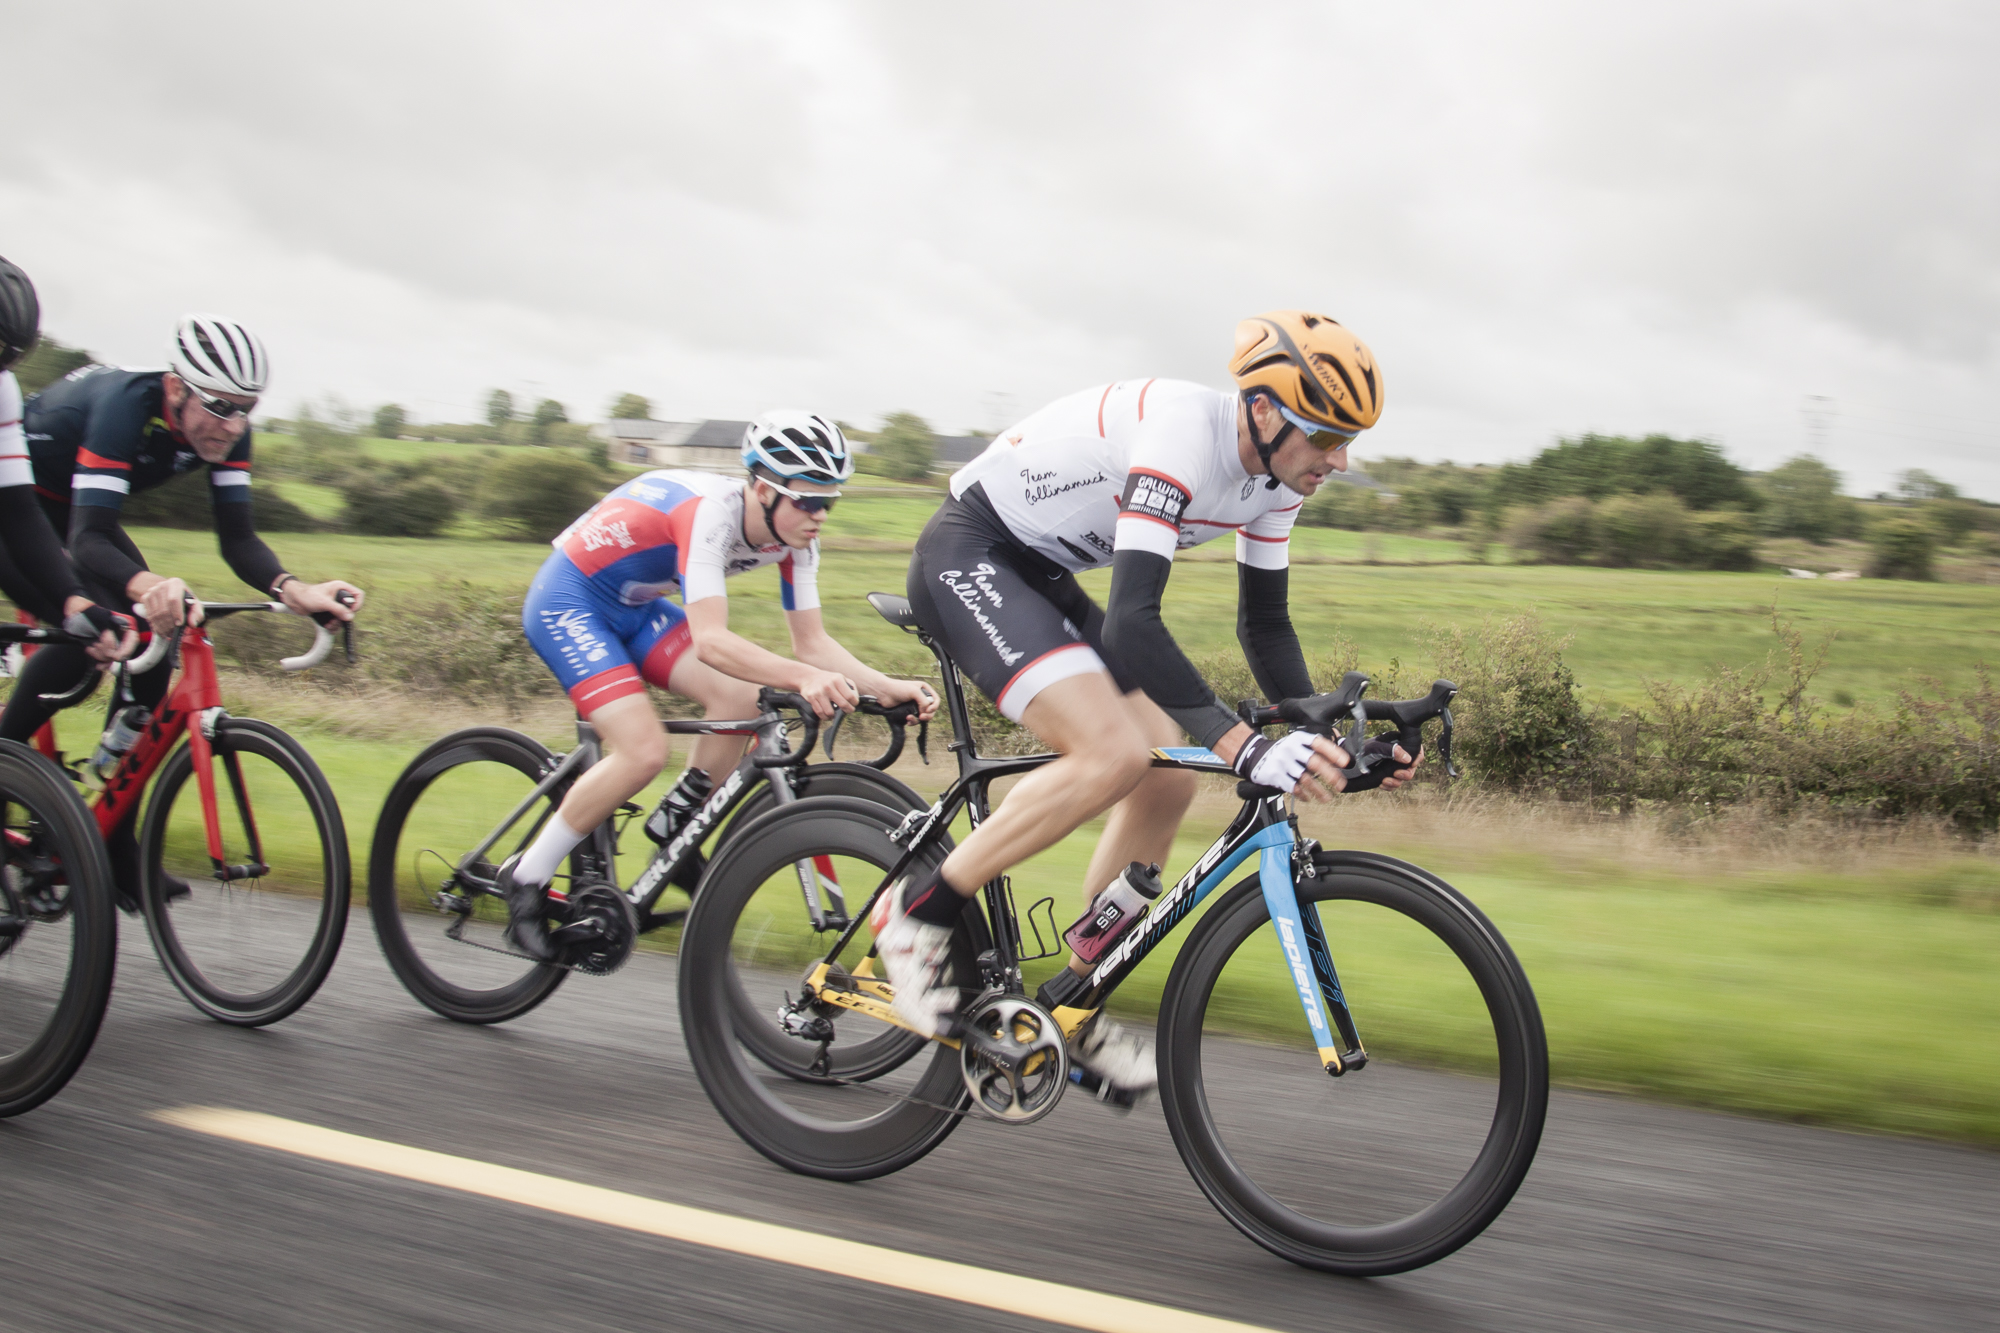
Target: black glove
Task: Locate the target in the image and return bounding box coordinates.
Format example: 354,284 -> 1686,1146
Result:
1338,735 -> 1422,793
63,604 -> 130,642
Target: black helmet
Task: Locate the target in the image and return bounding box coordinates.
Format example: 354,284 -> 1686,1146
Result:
0,255 -> 39,374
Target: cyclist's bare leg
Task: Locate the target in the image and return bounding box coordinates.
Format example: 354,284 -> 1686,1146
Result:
935,671 -> 1154,894
1074,690 -> 1197,962
551,693 -> 670,833
664,649 -> 756,778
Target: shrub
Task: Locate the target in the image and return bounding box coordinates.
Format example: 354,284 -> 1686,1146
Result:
1429,614 -> 1598,791
339,461 -> 459,537
1505,497 -> 1598,564
1595,494 -> 1693,567
1687,509 -> 1760,571
868,412 -> 936,481
1866,514 -> 1936,580
477,449 -> 605,540
290,417 -> 365,486
1300,482 -> 1389,530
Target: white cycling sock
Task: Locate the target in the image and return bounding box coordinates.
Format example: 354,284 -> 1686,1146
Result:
515,813 -> 584,887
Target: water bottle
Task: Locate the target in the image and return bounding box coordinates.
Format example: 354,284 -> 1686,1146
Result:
644,766 -> 713,845
1063,862 -> 1162,966
85,704 -> 151,789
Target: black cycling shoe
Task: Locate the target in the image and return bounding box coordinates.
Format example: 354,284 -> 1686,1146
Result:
113,873 -> 193,917
496,855 -> 557,963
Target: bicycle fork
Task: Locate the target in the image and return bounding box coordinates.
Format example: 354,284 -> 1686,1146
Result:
1258,829 -> 1367,1076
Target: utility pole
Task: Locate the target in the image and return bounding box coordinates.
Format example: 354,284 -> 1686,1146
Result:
1801,394 -> 1834,459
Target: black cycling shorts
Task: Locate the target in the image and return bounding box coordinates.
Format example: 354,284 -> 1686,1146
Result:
906,484 -> 1136,721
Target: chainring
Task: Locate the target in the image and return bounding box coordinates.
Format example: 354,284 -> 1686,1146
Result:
557,882 -> 639,976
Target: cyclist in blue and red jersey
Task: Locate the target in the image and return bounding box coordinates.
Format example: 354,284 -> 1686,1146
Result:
502,411 -> 938,960
1,313 -> 362,908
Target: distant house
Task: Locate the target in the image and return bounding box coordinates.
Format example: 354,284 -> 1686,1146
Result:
930,433 -> 993,473
590,419 -> 750,474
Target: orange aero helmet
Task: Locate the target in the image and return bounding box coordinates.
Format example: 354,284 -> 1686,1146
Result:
1229,311 -> 1384,435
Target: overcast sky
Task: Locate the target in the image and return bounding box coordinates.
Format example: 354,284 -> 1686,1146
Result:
5,2 -> 1995,497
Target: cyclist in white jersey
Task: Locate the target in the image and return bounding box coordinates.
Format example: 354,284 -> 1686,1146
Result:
0,255 -> 132,657
881,312 -> 1419,1094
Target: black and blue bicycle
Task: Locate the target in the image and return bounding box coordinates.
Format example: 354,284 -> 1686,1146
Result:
679,592 -> 1549,1276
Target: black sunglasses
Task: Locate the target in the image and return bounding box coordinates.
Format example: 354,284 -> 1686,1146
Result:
763,477 -> 840,514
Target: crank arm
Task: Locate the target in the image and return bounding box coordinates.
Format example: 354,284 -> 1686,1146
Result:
800,961 -> 961,1050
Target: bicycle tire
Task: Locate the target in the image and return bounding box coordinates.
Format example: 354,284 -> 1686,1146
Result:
0,741 -> 117,1117
368,727 -> 570,1024
1157,850 -> 1547,1276
681,794 -> 982,1181
140,717 -> 349,1027
719,761 -> 934,847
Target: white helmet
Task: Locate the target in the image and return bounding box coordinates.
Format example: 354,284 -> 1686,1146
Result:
741,411 -> 854,484
167,314 -> 270,396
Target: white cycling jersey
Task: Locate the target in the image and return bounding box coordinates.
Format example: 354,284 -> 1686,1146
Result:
950,379 -> 1300,573
0,372 -> 28,489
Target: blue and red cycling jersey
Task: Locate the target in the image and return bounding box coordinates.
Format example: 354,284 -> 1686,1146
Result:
525,470 -> 821,713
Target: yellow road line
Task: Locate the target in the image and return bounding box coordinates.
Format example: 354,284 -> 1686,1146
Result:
154,1107 -> 1286,1333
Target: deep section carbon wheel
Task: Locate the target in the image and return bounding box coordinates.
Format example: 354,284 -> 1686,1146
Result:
1156,850 -> 1548,1275
0,740 -> 117,1116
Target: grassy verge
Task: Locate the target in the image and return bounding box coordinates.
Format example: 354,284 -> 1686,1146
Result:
40,682 -> 1989,1145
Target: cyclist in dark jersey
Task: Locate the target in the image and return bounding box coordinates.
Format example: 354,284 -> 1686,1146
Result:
1,314 -> 362,907
0,255 -> 130,656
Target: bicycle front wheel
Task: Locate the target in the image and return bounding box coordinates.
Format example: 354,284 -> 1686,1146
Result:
368,728 -> 570,1024
0,741 -> 117,1116
1157,850 -> 1547,1276
140,718 -> 349,1026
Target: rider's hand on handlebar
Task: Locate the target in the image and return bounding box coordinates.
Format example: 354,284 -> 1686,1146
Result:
874,678 -> 940,722
797,668 -> 861,720
279,579 -> 364,621
62,597 -> 138,662
1289,734 -> 1357,803
1370,740 -> 1421,792
138,577 -> 202,630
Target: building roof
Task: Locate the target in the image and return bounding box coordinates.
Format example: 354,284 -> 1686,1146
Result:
682,419 -> 752,452
932,434 -> 992,469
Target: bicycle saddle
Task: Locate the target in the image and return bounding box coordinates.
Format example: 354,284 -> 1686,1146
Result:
866,592 -> 919,631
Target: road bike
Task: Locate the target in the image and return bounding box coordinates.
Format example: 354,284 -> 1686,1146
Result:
0,623 -> 117,1116
368,690 -> 937,1051
679,592 -> 1549,1276
11,602 -> 353,1027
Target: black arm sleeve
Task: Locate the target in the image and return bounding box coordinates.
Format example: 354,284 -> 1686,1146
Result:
67,503 -> 150,603
0,486 -> 83,621
213,497 -> 284,596
1236,562 -> 1313,705
1102,547 -> 1242,749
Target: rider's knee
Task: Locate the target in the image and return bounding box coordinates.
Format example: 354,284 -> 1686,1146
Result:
614,725 -> 671,778
1090,738 -> 1155,797
1146,762 -> 1199,808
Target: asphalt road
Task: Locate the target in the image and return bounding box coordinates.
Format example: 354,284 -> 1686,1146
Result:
2,914 -> 1995,1333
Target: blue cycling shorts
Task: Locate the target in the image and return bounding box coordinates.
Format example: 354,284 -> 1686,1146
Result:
522,551 -> 694,715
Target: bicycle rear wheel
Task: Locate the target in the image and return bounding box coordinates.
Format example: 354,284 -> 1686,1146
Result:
1157,850 -> 1547,1275
0,741 -> 117,1116
140,718 -> 349,1026
680,795 -> 980,1180
368,728 -> 569,1024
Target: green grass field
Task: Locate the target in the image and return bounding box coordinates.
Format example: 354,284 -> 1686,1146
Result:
131,512 -> 1999,708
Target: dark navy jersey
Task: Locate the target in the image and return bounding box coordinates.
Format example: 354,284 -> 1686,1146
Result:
24,365 -> 254,512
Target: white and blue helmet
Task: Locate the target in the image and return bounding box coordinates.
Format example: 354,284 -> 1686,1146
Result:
741,411 -> 853,484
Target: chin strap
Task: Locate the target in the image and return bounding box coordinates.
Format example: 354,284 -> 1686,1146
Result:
747,471 -> 784,546
1249,393 -> 1298,490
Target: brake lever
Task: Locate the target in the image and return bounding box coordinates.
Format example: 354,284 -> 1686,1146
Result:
1439,707 -> 1458,778
916,718 -> 930,765
336,589 -> 357,665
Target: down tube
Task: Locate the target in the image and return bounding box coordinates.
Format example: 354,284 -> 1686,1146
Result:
1257,839 -> 1343,1071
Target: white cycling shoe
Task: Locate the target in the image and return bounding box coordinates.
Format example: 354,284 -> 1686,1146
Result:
1070,1016 -> 1158,1100
868,875 -> 960,1038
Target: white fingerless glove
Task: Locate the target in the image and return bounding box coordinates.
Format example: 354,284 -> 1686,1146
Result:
1233,730 -> 1320,790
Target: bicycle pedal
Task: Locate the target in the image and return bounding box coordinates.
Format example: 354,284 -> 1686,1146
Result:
1069,1066 -> 1147,1112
